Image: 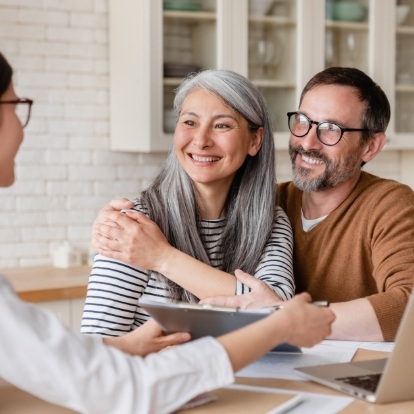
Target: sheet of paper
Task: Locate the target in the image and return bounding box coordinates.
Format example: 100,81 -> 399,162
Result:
227,384 -> 354,414
236,343 -> 357,381
320,339 -> 395,353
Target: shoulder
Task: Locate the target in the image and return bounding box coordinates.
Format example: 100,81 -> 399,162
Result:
358,172 -> 414,202
132,196 -> 150,215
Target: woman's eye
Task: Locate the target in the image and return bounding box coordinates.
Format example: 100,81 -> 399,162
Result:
215,123 -> 230,129
183,120 -> 195,126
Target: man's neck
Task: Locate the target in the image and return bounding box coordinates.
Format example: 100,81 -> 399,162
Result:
301,172 -> 361,220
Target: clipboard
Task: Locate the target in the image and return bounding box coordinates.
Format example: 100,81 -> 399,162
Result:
138,297 -> 302,353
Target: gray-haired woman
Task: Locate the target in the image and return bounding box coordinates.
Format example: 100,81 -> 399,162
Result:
82,69 -> 294,336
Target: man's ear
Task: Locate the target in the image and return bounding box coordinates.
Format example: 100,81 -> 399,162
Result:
361,132 -> 387,163
248,127 -> 264,157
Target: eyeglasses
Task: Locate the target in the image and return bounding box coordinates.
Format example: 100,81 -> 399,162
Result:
287,111 -> 370,146
0,98 -> 34,128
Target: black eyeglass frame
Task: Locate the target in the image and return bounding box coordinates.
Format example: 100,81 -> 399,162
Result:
287,111 -> 370,146
0,98 -> 34,128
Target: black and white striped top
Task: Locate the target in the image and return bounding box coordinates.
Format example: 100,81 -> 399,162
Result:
81,202 -> 294,337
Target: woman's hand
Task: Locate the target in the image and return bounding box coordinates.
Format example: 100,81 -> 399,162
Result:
103,319 -> 191,357
199,269 -> 282,309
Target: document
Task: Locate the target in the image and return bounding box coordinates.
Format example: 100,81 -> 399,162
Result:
236,342 -> 357,381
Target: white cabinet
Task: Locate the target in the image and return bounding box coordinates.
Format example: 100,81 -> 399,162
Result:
109,0 -> 414,152
38,298 -> 85,332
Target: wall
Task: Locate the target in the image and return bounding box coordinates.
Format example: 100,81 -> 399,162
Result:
0,0 -> 408,268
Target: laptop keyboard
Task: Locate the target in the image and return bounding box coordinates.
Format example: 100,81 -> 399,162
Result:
335,373 -> 382,393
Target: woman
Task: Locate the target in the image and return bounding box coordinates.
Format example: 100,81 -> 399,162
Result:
0,51 -> 334,414
82,69 -> 294,336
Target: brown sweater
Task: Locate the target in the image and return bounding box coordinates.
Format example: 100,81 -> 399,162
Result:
278,172 -> 414,341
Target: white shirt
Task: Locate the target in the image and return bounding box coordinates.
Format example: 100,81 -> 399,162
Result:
0,275 -> 234,414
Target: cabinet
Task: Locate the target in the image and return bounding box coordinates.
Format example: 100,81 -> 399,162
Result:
38,298 -> 85,332
109,0 -> 414,152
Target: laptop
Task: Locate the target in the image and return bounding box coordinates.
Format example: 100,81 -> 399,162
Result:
295,292 -> 414,403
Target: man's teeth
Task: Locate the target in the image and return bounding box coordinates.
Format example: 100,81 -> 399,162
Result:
302,154 -> 324,165
192,155 -> 220,162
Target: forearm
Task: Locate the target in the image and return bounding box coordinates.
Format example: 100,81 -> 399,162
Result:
328,298 -> 384,341
158,247 -> 236,299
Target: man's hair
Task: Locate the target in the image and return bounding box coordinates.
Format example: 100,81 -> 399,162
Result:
0,52 -> 13,96
141,69 -> 276,301
300,67 -> 391,142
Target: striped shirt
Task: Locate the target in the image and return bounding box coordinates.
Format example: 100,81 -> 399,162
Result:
81,203 -> 294,337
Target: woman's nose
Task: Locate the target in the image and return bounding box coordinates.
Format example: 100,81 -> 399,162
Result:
192,126 -> 213,149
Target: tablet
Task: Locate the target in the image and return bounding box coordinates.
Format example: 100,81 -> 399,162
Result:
138,297 -> 301,353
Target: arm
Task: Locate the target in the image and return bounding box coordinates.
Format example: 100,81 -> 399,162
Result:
92,201 -> 293,300
328,298 -> 383,341
217,292 -> 335,371
92,200 -> 239,298
81,254 -> 152,336
200,269 -> 283,308
0,275 -> 334,414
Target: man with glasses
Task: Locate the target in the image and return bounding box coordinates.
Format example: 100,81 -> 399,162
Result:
196,67 -> 413,342
276,67 -> 414,342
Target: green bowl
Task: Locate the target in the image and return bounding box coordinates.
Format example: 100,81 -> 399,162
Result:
163,1 -> 202,11
332,2 -> 366,22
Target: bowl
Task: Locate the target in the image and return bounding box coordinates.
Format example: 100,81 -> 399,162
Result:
396,5 -> 410,25
332,2 -> 366,22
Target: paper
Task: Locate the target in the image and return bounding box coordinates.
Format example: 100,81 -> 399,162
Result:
320,339 -> 395,353
236,343 -> 357,381
227,384 -> 353,414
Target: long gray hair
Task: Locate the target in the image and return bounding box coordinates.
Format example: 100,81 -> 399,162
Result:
142,69 -> 276,301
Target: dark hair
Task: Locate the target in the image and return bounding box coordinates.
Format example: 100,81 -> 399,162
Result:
0,52 -> 13,96
300,67 -> 391,142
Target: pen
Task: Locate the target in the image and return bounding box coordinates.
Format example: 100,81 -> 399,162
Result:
266,394 -> 305,414
273,300 -> 329,311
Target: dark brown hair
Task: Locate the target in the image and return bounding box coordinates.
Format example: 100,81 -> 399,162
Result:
300,67 -> 391,141
0,52 -> 13,96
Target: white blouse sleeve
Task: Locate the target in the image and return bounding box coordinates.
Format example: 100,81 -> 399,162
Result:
0,276 -> 234,414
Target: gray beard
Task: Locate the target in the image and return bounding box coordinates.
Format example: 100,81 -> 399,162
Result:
289,144 -> 361,192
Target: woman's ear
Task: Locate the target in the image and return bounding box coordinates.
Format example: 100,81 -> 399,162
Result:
361,132 -> 387,164
248,127 -> 264,157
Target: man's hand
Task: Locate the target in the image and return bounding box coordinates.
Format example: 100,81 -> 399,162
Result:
103,319 -> 191,357
92,199 -> 174,272
199,269 -> 282,309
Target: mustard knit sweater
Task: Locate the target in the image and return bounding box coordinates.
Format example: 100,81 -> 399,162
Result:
278,171 -> 414,341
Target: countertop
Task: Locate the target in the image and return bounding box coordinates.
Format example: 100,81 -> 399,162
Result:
2,264 -> 90,302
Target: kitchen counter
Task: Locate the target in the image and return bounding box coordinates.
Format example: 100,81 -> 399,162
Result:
2,264 -> 90,302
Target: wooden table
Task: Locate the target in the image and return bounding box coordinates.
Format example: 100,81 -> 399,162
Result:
2,264 -> 90,302
1,348 -> 413,413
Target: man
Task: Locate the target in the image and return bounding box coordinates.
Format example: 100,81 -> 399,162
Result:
205,67 -> 414,342
94,67 -> 413,343
0,51 -> 334,414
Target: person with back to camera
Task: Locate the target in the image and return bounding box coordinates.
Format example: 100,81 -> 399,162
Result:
82,68 -> 295,337
0,51 -> 335,413
97,67 -> 414,343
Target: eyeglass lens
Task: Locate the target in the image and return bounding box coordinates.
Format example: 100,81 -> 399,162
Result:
289,113 -> 342,146
15,102 -> 31,128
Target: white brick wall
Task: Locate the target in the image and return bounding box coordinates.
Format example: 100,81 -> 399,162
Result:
0,0 -> 405,268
